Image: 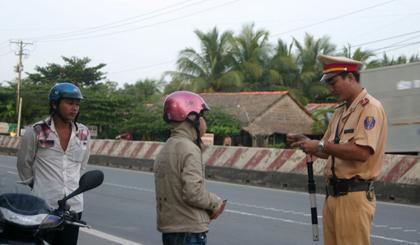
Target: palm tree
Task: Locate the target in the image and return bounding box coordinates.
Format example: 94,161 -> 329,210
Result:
337,44 -> 377,70
165,27 -> 241,93
230,22 -> 280,91
409,54 -> 420,63
124,78 -> 164,102
293,33 -> 336,103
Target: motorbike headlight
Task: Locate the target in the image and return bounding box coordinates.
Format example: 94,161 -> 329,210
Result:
39,215 -> 63,229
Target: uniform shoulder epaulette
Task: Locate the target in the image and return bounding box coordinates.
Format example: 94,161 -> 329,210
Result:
361,97 -> 369,106
334,102 -> 346,109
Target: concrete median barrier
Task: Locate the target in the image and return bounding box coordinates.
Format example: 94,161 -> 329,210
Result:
1,135 -> 419,204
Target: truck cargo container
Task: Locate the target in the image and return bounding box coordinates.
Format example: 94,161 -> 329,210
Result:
360,62 -> 420,155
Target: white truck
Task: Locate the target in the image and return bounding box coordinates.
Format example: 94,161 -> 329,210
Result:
360,62 -> 420,155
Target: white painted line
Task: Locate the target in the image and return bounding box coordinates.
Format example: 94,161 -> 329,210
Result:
226,209 -> 419,245
374,225 -> 389,228
7,171 -> 17,175
389,227 -> 403,230
403,230 -> 417,232
370,234 -> 419,245
225,209 -> 311,226
81,228 -> 144,245
103,183 -> 154,193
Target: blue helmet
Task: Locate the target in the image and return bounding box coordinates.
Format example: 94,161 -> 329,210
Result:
49,83 -> 84,105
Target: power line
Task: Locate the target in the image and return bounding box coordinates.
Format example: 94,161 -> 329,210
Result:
0,51 -> 13,58
108,60 -> 176,74
375,34 -> 420,51
270,0 -> 395,37
352,30 -> 420,47
373,41 -> 420,55
337,13 -> 420,46
0,40 -> 9,47
36,0 -> 240,42
23,0 -> 202,41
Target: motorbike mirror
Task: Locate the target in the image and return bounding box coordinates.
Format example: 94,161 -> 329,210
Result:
58,170 -> 104,210
78,170 -> 104,193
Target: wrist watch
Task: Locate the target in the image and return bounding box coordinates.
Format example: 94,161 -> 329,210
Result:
318,140 -> 325,153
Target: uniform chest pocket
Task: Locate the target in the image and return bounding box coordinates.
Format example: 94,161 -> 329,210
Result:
341,130 -> 355,144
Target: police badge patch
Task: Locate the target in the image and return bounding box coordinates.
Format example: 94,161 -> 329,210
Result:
364,116 -> 376,130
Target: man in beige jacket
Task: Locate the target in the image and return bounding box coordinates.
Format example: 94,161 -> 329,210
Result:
154,91 -> 226,245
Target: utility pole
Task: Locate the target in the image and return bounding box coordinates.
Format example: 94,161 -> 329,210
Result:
10,40 -> 33,114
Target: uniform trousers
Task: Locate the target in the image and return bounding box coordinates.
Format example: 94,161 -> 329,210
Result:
322,191 -> 376,245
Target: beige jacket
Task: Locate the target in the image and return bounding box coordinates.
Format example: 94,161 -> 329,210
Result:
154,121 -> 221,233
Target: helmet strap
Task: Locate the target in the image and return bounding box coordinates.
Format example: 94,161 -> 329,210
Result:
51,100 -> 76,127
185,114 -> 203,150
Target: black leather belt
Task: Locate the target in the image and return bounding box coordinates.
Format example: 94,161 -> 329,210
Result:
326,177 -> 372,197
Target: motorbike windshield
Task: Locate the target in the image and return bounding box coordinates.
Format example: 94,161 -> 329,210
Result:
0,193 -> 53,215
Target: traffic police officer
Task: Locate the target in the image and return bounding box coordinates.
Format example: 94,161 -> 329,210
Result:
287,54 -> 388,245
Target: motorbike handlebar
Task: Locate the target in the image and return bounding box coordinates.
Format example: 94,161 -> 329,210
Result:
66,220 -> 91,229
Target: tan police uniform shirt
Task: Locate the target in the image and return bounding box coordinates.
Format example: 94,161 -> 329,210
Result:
322,88 -> 388,180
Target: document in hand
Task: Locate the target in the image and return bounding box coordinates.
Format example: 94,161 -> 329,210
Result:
294,133 -> 310,141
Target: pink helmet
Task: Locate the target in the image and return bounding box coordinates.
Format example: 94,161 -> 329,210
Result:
163,91 -> 210,122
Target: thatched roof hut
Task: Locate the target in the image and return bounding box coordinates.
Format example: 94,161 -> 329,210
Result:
199,91 -> 317,136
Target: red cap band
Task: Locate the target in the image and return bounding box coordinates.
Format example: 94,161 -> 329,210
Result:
323,64 -> 358,74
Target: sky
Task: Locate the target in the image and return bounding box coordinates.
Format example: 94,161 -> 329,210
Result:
1,0 -> 420,89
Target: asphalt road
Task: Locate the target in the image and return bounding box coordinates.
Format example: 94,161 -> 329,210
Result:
1,155 -> 419,245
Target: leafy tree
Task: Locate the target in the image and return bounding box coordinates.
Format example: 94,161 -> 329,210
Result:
26,56 -> 106,87
19,80 -> 51,125
124,78 -> 164,102
204,106 -> 242,137
123,104 -> 171,141
163,79 -> 188,94
0,82 -> 17,123
78,82 -> 133,139
165,27 -> 241,93
311,108 -> 335,133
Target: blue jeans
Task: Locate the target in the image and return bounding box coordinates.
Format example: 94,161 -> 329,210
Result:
162,232 -> 207,245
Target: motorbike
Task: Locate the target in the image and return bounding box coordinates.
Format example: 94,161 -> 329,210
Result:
0,170 -> 104,245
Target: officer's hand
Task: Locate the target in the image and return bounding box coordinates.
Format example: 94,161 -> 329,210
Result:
291,140 -> 320,154
208,200 -> 227,221
286,133 -> 299,146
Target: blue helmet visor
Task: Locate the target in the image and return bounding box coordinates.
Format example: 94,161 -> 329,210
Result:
59,92 -> 84,100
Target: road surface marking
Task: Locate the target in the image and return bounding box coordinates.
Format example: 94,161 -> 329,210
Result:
370,235 -> 419,245
226,210 -> 419,245
81,229 -> 144,245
